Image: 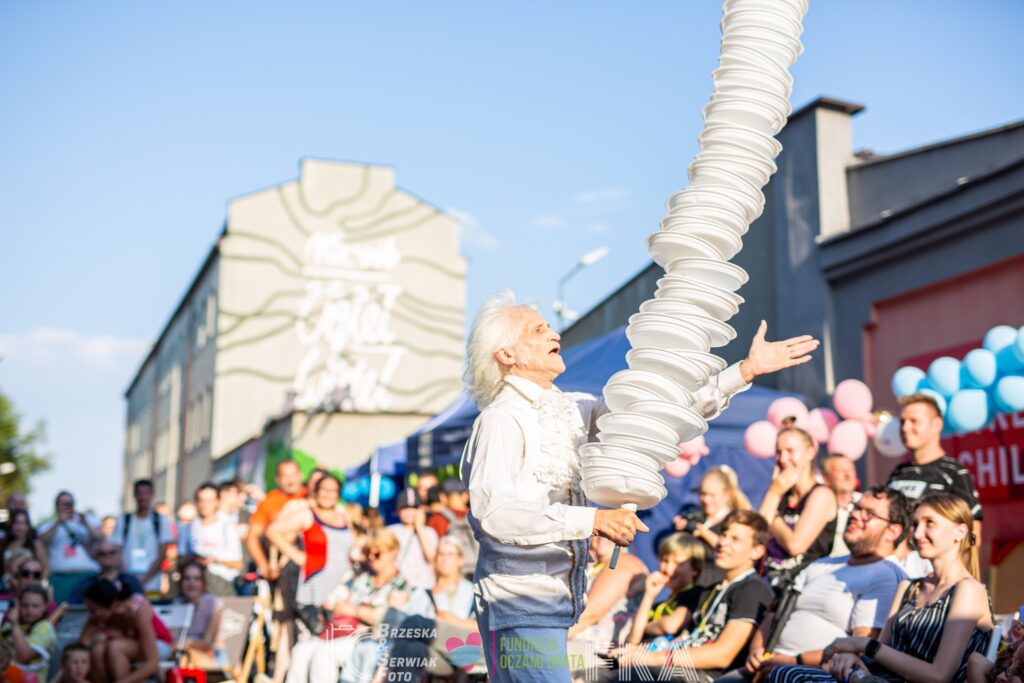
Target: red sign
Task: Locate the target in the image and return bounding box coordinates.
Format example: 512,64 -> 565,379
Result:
941,412 -> 1024,504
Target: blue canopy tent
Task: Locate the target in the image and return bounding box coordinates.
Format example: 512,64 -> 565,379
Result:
391,324 -> 799,571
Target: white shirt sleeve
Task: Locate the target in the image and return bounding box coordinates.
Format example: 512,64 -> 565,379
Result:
111,516 -> 125,547
691,362 -> 751,420
467,410 -> 596,546
220,520 -> 243,562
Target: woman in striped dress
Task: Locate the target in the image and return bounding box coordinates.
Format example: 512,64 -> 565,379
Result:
767,493 -> 993,683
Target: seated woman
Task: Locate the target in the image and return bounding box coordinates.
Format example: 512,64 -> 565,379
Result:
173,560 -> 228,670
285,528 -> 409,683
80,578 -> 173,683
624,533 -> 707,649
1,556 -> 58,620
0,511 -> 49,581
759,424 -> 838,598
569,535 -> 648,647
1,584 -> 58,681
768,493 -> 994,683
675,466 -> 751,554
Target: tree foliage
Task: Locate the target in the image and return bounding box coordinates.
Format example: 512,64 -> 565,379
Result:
0,390 -> 52,502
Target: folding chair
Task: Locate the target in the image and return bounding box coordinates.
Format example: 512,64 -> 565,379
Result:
154,602 -> 197,678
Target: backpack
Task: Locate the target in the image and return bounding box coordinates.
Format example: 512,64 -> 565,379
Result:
438,508 -> 478,576
122,512 -> 161,546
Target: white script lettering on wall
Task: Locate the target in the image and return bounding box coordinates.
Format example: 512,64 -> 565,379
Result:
293,234 -> 406,411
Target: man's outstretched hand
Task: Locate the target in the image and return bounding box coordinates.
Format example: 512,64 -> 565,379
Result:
740,320 -> 820,383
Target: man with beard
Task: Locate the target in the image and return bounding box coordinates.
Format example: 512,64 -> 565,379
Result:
721,487 -> 912,682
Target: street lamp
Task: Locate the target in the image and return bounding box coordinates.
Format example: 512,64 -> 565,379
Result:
555,246 -> 609,331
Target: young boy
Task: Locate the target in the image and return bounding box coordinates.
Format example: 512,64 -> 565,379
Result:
55,643 -> 91,683
613,510 -> 774,682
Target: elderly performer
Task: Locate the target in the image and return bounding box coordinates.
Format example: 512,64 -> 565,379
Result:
460,291 -> 819,682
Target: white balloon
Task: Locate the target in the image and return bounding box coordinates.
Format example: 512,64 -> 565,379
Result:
873,417 -> 906,458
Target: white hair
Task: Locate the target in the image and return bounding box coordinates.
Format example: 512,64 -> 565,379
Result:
464,290 -> 534,407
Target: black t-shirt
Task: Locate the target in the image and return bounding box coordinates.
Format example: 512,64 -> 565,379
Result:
676,572 -> 772,675
887,455 -> 983,520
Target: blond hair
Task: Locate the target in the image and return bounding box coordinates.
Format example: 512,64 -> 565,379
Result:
657,533 -> 706,575
701,465 -> 751,511
917,492 -> 979,579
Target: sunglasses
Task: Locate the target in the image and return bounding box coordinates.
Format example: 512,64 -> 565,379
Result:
19,569 -> 43,579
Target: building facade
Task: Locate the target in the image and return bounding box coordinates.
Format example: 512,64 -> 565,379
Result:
124,159 -> 466,508
561,97 -> 1024,609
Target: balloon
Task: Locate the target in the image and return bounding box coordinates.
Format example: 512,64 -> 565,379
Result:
356,477 -> 372,495
892,366 -> 926,398
947,389 -> 990,433
834,379 -> 873,420
678,435 -> 710,461
1016,326 -> 1024,365
766,398 -> 809,429
342,481 -> 361,503
860,418 -> 877,438
918,388 -> 948,416
997,346 -> 1024,375
827,420 -> 868,460
961,349 -> 997,389
744,420 -> 778,458
927,357 -> 961,397
378,476 -> 396,502
984,325 -> 1017,353
805,408 -> 840,444
664,457 -> 692,478
873,417 -> 906,458
995,376 -> 1024,413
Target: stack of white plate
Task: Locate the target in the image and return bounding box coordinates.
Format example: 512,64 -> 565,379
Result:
582,0 -> 808,514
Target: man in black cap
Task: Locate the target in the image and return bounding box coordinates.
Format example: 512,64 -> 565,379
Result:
387,488 -> 439,590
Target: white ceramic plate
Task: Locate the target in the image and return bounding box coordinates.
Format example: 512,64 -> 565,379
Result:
667,183 -> 765,224
626,346 -> 709,391
625,316 -> 712,355
657,274 -> 745,308
657,222 -> 744,261
656,287 -> 740,322
699,122 -> 784,159
702,96 -> 787,136
597,431 -> 681,462
605,366 -> 697,405
647,231 -> 722,267
582,476 -> 666,510
663,257 -> 748,292
596,410 -> 680,445
579,441 -> 665,470
624,399 -> 709,443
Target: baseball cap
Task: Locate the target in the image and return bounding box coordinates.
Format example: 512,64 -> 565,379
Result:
396,488 -> 421,510
441,478 -> 468,494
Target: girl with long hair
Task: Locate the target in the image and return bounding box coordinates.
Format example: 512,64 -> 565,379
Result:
758,424 -> 838,595
0,510 -> 48,579
676,465 -> 752,552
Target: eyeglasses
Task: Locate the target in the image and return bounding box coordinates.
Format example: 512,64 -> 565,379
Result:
851,504 -> 891,524
97,549 -> 119,557
19,569 -> 43,579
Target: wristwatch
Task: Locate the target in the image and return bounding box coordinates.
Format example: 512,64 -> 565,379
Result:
865,639 -> 881,659
795,653 -> 804,666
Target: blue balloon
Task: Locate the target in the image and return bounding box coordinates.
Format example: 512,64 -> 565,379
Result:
1015,326 -> 1024,365
378,476 -> 396,502
947,389 -> 990,433
984,325 -> 1017,354
961,349 -> 997,388
342,481 -> 360,503
995,376 -> 1024,413
892,366 -> 926,398
918,388 -> 948,416
356,477 -> 372,495
927,357 -> 961,397
997,346 -> 1024,375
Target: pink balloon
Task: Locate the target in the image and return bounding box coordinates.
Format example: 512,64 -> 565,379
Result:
805,407 -> 840,443
860,417 -> 877,438
744,420 -> 778,458
833,379 -> 873,420
664,457 -> 692,478
678,435 -> 710,460
827,419 -> 868,461
767,397 -> 810,429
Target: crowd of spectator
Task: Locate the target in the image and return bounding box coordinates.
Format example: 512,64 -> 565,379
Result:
0,391 -> 1020,683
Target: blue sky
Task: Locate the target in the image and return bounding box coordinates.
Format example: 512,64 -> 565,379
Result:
1,1 -> 1022,515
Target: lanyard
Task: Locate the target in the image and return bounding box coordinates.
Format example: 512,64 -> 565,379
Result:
692,569 -> 756,636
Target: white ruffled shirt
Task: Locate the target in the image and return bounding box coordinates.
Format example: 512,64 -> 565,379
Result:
461,364 -> 750,630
